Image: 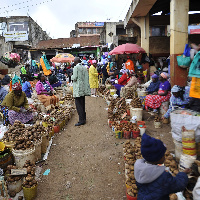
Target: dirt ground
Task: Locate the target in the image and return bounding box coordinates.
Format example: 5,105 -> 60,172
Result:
35,96 -> 174,200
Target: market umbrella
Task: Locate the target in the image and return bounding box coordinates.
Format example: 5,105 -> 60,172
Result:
50,53 -> 75,63
109,43 -> 146,55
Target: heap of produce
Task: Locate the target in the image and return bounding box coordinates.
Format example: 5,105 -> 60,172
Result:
3,121 -> 48,150
126,90 -> 133,99
130,97 -> 142,108
154,115 -> 161,122
123,140 -> 138,198
22,160 -> 37,188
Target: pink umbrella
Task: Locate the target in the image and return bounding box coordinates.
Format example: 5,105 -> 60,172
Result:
50,53 -> 75,63
9,53 -> 20,62
50,57 -> 74,63
109,43 -> 146,55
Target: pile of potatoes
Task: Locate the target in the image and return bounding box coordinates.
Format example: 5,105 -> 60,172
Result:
22,160 -> 37,189
123,140 -> 138,197
154,115 -> 161,122
164,151 -> 179,176
134,137 -> 143,160
126,90 -> 133,99
3,121 -> 46,150
122,122 -> 139,132
130,97 -> 142,108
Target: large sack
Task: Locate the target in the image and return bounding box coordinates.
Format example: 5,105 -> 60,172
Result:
170,109 -> 200,142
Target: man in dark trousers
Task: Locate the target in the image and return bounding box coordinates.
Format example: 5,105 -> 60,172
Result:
71,57 -> 91,126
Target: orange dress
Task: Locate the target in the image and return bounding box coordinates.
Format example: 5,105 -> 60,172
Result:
125,59 -> 135,71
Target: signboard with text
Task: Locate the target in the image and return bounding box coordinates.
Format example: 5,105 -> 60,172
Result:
3,31 -> 28,42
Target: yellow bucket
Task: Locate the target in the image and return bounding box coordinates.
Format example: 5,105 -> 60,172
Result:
23,184 -> 37,200
0,142 -> 5,152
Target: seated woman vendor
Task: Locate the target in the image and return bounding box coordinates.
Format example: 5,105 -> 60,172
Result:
163,85 -> 190,119
35,73 -> 59,107
1,83 -> 33,125
118,69 -> 129,85
146,74 -> 160,94
145,72 -> 171,113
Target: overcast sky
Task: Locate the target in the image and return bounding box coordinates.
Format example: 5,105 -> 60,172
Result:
0,0 -> 132,39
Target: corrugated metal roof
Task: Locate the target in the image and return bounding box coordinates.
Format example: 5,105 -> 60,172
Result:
36,35 -> 100,49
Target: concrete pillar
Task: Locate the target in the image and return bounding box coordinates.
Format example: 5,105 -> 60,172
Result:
140,14 -> 149,55
131,14 -> 149,55
170,0 -> 189,86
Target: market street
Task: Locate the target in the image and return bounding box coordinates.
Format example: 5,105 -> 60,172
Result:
36,96 -> 126,200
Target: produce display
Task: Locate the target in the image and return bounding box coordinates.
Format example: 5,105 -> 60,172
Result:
22,160 -> 37,188
154,115 -> 161,122
130,97 -> 142,108
0,94 -> 75,199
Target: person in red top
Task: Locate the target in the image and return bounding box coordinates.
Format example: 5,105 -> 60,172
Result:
88,56 -> 93,65
125,56 -> 135,72
118,69 -> 129,85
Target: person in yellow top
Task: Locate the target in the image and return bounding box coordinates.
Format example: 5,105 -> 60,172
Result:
125,56 -> 135,72
89,60 -> 99,97
1,83 -> 33,125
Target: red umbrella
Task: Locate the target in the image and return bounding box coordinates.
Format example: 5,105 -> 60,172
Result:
109,43 -> 146,55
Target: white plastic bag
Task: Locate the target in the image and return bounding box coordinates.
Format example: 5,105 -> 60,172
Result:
0,125 -> 8,140
193,177 -> 200,200
130,116 -> 137,123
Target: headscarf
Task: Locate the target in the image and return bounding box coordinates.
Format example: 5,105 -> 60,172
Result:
152,74 -> 158,79
83,57 -> 86,60
92,60 -> 97,64
171,85 -> 185,100
120,69 -> 126,74
171,85 -> 180,93
12,82 -> 22,91
160,72 -> 168,79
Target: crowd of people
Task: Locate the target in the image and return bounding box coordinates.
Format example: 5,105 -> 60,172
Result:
0,52 -> 199,127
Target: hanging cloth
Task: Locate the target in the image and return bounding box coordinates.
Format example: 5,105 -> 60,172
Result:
40,57 -> 51,76
42,55 -> 51,70
188,51 -> 200,78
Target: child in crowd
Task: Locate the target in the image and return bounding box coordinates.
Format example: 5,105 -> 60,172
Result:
134,133 -> 190,200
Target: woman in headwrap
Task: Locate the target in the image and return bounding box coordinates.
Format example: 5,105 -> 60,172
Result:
35,73 -> 59,107
89,60 -> 99,97
146,74 -> 160,94
145,72 -> 171,113
1,83 -> 33,125
163,85 -> 190,119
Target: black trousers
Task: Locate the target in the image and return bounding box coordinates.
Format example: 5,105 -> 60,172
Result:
75,96 -> 86,123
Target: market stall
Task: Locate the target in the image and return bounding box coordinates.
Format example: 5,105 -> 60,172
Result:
98,78 -> 200,199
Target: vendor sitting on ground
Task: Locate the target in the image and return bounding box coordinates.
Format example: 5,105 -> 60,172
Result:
0,79 -> 8,103
134,133 -> 189,200
35,73 -> 59,107
145,72 -> 171,113
118,69 -> 129,85
1,83 -> 33,125
163,85 -> 190,119
22,77 -> 32,98
48,74 -> 62,88
146,74 -> 160,94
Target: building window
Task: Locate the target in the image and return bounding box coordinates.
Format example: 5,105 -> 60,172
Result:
93,28 -> 97,34
87,28 -> 92,34
9,22 -> 28,32
78,28 -> 83,33
150,26 -> 166,36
